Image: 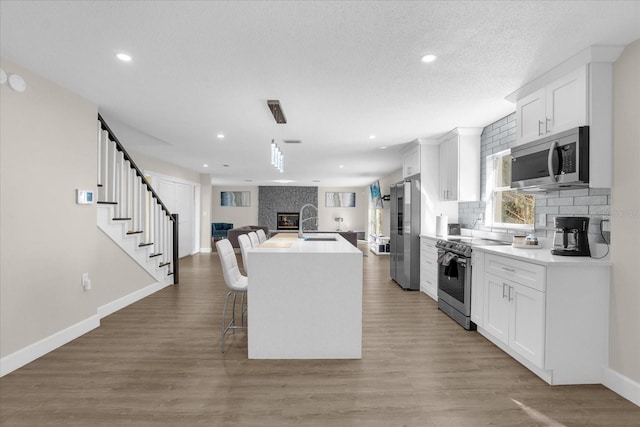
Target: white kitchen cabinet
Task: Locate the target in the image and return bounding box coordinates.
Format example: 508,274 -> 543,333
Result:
509,46 -> 622,188
476,250 -> 609,385
402,142 -> 420,178
516,67 -> 587,145
470,250 -> 485,326
483,271 -> 545,367
438,128 -> 482,201
419,236 -> 438,301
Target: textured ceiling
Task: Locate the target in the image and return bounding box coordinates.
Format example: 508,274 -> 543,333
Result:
1,1 -> 639,186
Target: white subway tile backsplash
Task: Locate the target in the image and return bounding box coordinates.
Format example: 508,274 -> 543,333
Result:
458,112 -> 611,244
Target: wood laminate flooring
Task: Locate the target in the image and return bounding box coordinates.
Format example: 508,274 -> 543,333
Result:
1,248 -> 638,426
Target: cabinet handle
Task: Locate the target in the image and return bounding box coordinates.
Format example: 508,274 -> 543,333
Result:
501,266 -> 516,272
545,117 -> 551,134
538,120 -> 544,136
502,283 -> 508,299
508,285 -> 514,301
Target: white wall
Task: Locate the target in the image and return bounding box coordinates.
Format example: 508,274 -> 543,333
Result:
317,187 -> 368,232
211,185 -> 260,228
0,58 -> 99,357
610,40 -> 640,386
0,58 -> 161,372
199,174 -> 212,252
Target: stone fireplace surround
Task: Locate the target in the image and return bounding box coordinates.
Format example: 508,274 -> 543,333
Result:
258,186 -> 318,232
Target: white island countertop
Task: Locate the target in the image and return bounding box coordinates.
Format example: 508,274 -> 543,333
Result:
247,233 -> 363,359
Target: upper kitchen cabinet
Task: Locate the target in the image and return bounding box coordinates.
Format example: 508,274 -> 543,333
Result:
508,45 -> 625,188
401,141 -> 420,178
516,67 -> 587,144
438,128 -> 482,201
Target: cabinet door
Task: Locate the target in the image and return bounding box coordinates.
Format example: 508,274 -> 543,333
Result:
438,136 -> 458,200
438,139 -> 450,200
470,251 -> 485,326
483,273 -> 509,345
447,137 -> 459,200
509,283 -> 545,367
546,66 -> 587,135
403,145 -> 420,178
516,88 -> 546,145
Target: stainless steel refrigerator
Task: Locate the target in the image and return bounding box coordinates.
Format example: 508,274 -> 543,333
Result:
390,177 -> 420,290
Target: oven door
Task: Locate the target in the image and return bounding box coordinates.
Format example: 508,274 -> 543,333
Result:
437,251 -> 470,316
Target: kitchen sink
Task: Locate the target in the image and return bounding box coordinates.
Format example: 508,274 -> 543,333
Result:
303,236 -> 337,241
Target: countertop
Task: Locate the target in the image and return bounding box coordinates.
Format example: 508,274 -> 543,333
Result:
420,233 -> 610,267
253,232 -> 361,254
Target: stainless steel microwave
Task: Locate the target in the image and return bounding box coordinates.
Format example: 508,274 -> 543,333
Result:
511,126 -> 589,191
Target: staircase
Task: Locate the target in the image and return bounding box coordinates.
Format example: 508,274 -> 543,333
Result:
96,114 -> 178,286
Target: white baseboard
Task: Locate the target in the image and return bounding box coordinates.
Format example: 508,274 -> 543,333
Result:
200,247 -> 212,253
1,281 -> 170,378
602,367 -> 640,407
97,281 -> 170,318
0,315 -> 100,377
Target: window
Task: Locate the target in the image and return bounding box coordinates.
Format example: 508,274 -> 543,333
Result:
486,149 -> 535,227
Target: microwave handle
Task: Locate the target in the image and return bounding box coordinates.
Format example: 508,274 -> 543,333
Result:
547,140 -> 559,182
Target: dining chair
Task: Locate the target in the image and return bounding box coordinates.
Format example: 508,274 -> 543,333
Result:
215,238 -> 248,353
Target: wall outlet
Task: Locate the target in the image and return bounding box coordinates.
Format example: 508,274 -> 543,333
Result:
81,273 -> 91,291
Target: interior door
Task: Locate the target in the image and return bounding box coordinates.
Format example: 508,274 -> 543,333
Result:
158,178 -> 195,258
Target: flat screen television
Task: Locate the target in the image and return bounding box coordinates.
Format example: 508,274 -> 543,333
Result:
370,180 -> 383,209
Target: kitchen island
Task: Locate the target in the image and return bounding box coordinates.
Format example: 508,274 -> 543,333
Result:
247,233 -> 363,359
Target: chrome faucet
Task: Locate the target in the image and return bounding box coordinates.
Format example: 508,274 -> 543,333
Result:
298,203 -> 318,238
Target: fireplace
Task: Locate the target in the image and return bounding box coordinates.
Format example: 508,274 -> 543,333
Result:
277,212 -> 299,230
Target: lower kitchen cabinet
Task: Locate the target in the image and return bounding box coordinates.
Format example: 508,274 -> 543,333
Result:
484,272 -> 544,367
419,236 -> 438,301
474,251 -> 609,385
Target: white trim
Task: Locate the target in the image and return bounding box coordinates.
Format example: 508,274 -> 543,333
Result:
0,315 -> 100,377
200,247 -> 212,253
602,367 -> 640,407
97,281 -> 170,318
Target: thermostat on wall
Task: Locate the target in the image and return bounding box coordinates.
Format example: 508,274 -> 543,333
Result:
76,189 -> 94,204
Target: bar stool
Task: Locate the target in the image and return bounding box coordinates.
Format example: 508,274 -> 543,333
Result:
237,233 -> 252,276
248,231 -> 260,248
215,238 -> 248,353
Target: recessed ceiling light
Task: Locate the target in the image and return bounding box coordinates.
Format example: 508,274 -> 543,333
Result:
312,180 -> 321,183
379,146 -> 388,150
244,179 -> 253,182
203,164 -> 209,168
217,133 -> 224,139
369,135 -> 376,140
273,179 -> 294,184
339,165 -> 345,169
116,52 -> 132,62
420,54 -> 437,63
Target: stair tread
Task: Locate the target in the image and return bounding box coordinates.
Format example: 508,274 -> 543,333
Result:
113,218 -> 132,221
149,253 -> 162,258
139,242 -> 153,247
97,201 -> 117,205
159,262 -> 170,267
126,230 -> 144,235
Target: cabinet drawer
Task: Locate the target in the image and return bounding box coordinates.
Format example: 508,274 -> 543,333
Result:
485,254 -> 546,292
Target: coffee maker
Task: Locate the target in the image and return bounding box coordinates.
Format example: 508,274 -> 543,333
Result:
551,216 -> 591,256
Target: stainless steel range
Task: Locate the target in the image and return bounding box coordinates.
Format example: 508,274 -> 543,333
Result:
436,236 -> 510,330
436,238 -> 475,330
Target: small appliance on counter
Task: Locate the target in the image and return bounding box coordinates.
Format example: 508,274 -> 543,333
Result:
448,223 -> 461,236
551,216 -> 591,256
436,214 -> 448,237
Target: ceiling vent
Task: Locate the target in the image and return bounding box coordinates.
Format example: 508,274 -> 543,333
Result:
267,100 -> 287,124
283,139 -> 301,144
